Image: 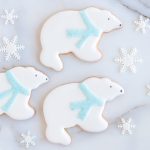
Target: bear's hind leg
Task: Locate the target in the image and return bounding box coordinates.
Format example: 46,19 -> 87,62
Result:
40,50 -> 63,71
46,125 -> 71,145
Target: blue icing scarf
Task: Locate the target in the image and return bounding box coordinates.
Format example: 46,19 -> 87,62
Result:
67,10 -> 101,49
70,83 -> 105,120
0,71 -> 30,112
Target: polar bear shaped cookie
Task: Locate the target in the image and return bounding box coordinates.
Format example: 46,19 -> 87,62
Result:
43,77 -> 124,145
40,7 -> 122,71
0,67 -> 48,120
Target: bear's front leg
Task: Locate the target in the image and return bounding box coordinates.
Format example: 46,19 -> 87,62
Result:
6,95 -> 34,120
73,39 -> 102,62
7,105 -> 34,120
79,116 -> 108,132
78,107 -> 108,132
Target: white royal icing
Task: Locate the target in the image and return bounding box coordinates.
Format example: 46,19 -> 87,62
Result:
19,131 -> 36,149
43,77 -> 124,145
114,48 -> 142,73
1,9 -> 18,25
0,67 -> 48,120
40,7 -> 122,71
0,35 -> 24,61
118,118 -> 135,135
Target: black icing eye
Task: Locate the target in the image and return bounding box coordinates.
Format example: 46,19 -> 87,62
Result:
108,18 -> 110,20
35,74 -> 38,77
110,85 -> 112,88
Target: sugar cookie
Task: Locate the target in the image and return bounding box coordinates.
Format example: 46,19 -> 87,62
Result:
0,66 -> 48,120
40,7 -> 122,71
43,77 -> 124,145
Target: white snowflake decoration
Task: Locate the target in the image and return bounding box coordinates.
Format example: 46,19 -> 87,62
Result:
1,9 -> 18,25
146,84 -> 150,96
114,48 -> 142,73
134,15 -> 150,33
118,118 -> 135,135
0,35 -> 24,61
20,131 -> 36,149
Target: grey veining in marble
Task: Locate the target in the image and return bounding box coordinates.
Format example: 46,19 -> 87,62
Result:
120,0 -> 150,17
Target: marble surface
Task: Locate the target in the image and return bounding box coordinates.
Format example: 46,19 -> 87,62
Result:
0,0 -> 150,149
120,0 -> 150,17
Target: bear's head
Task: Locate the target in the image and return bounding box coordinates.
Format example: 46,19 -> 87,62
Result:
86,7 -> 122,32
83,77 -> 124,102
10,67 -> 48,90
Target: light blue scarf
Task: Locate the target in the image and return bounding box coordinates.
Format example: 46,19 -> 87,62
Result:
0,71 -> 30,112
67,10 -> 101,48
70,83 -> 105,120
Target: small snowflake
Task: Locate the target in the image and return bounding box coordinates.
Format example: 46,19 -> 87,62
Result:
134,15 -> 150,33
20,131 -> 36,149
114,48 -> 142,73
146,84 -> 150,96
118,118 -> 135,135
0,35 -> 24,61
1,9 -> 18,25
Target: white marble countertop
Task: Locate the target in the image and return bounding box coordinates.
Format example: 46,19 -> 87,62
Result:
0,0 -> 150,149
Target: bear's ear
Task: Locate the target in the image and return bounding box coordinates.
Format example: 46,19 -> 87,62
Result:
82,77 -> 102,86
101,9 -> 111,14
102,78 -> 111,83
85,7 -> 99,11
25,67 -> 36,72
10,66 -> 25,72
85,7 -> 102,14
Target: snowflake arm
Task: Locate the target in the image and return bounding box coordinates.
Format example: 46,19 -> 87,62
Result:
134,15 -> 150,34
118,118 -> 135,135
20,131 -> 36,149
146,84 -> 150,96
0,35 -> 24,61
1,9 -> 18,25
129,64 -> 136,73
114,48 -> 142,73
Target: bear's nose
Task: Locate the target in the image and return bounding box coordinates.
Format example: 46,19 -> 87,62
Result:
120,89 -> 124,93
119,24 -> 122,27
46,77 -> 49,81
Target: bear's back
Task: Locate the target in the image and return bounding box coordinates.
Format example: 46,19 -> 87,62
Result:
41,10 -> 89,53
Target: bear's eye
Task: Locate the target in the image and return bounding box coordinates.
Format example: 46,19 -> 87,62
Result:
110,85 -> 112,88
108,18 -> 110,20
35,74 -> 38,77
